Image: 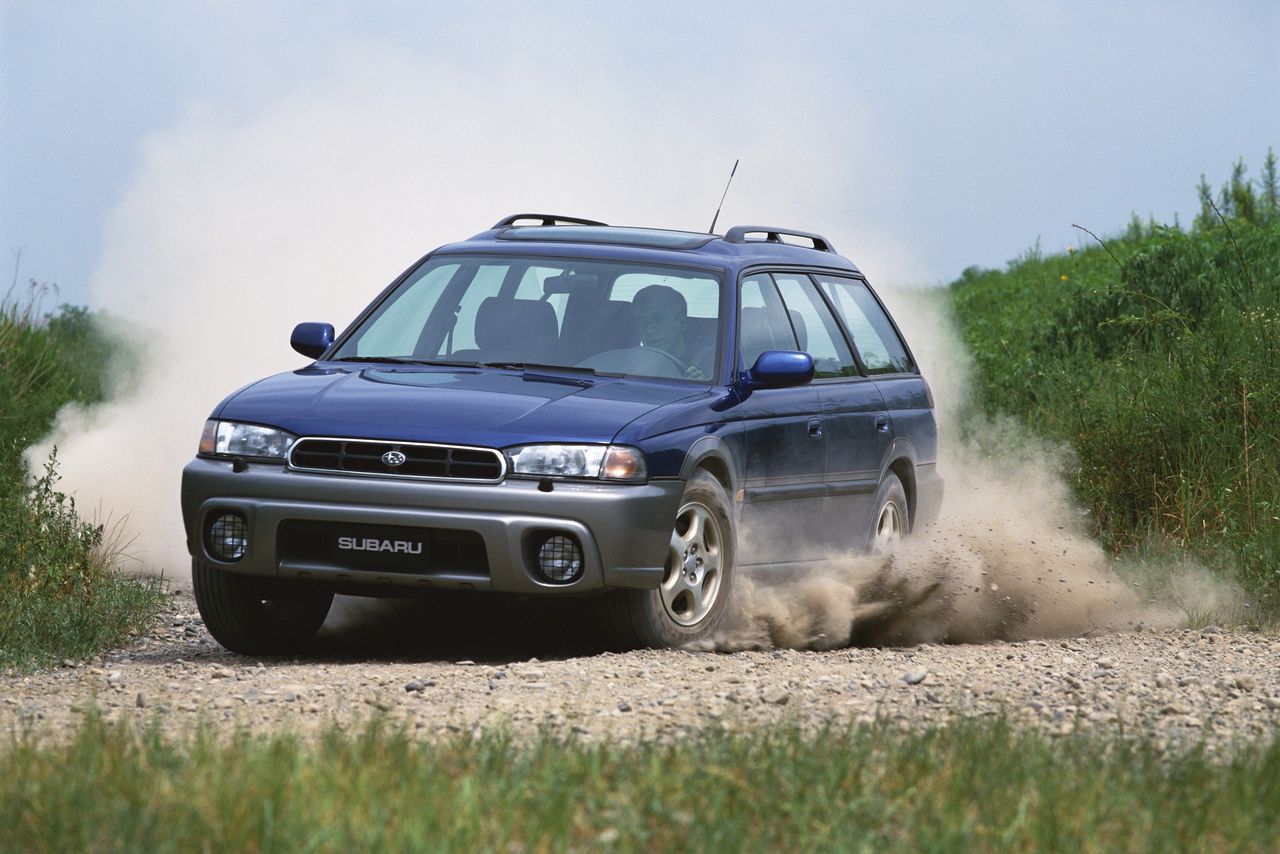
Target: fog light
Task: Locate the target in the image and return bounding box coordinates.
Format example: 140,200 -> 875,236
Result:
207,512 -> 248,561
536,534 -> 583,583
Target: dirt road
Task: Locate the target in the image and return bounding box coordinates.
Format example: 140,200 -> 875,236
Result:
4,591 -> 1278,755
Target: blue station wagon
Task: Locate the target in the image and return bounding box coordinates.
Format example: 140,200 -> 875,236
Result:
181,215 -> 943,652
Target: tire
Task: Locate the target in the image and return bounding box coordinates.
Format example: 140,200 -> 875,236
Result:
192,560 -> 334,655
604,470 -> 735,648
866,473 -> 910,553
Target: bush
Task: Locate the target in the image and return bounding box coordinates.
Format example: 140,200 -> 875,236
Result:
0,290 -> 164,669
951,153 -> 1280,600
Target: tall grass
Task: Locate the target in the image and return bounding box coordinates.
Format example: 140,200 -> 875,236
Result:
3,716 -> 1277,852
0,284 -> 165,669
951,152 -> 1280,600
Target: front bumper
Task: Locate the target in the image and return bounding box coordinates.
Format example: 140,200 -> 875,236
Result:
181,457 -> 683,594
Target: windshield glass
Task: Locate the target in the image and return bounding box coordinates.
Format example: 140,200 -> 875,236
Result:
333,255 -> 724,382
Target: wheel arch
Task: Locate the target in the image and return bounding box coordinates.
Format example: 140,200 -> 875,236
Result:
677,436 -> 737,497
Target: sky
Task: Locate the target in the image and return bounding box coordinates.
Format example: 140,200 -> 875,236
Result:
3,1 -> 1278,308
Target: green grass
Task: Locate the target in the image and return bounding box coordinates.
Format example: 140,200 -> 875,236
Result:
949,151 -> 1280,602
3,716 -> 1277,852
0,286 -> 165,669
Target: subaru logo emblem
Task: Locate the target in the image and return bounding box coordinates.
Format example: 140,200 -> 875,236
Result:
381,450 -> 407,467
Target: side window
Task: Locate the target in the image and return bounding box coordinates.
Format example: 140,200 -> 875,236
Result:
356,263 -> 458,356
770,273 -> 858,379
816,275 -> 914,374
738,274 -> 798,369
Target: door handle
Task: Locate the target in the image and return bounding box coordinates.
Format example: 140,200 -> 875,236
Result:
875,414 -> 889,433
807,417 -> 823,438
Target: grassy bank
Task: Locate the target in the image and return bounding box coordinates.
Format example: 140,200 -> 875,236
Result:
0,287 -> 165,669
3,716 -> 1277,852
950,151 -> 1280,601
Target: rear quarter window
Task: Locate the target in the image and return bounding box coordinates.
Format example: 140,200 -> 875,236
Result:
816,275 -> 914,375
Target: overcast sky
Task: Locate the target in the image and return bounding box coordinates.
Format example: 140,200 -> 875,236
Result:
3,1 -> 1278,308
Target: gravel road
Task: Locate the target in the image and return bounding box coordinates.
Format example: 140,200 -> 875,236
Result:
4,591 -> 1278,755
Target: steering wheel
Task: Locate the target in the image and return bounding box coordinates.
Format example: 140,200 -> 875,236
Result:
635,346 -> 689,374
578,346 -> 689,378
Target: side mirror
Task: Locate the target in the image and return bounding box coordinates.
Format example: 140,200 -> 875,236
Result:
290,322 -> 334,359
747,350 -> 814,389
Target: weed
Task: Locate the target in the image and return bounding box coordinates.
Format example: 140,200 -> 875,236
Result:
2,716 -> 1276,852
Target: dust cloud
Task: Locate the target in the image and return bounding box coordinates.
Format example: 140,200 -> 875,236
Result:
714,287 -> 1242,650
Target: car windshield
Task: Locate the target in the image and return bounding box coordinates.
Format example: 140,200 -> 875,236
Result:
332,255 -> 724,383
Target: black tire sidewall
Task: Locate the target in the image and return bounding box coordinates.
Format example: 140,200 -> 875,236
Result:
192,560 -> 333,655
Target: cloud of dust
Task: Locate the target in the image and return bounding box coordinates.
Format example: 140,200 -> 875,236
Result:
714,285 -> 1244,649
27,46 -> 916,581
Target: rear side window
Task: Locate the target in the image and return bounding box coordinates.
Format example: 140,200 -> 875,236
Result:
816,275 -> 914,375
738,274 -> 798,368
771,273 -> 858,379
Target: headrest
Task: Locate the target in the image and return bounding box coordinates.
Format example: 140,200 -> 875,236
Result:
475,298 -> 558,353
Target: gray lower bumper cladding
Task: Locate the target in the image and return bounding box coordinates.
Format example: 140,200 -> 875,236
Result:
181,458 -> 683,594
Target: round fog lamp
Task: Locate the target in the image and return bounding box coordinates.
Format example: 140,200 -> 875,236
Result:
208,512 -> 248,561
537,534 -> 583,583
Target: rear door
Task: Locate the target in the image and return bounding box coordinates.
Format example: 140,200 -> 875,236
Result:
771,272 -> 891,552
815,273 -> 935,528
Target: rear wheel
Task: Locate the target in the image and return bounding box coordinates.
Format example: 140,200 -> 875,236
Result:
605,470 -> 735,648
192,560 -> 333,655
867,473 -> 910,553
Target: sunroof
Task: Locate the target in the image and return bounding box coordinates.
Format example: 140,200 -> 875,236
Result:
496,226 -> 715,250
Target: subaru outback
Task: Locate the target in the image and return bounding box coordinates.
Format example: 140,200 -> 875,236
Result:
181,214 -> 942,653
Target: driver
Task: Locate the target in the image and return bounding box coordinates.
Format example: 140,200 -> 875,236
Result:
633,285 -> 710,380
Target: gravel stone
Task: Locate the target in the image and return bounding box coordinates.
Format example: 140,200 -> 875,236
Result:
2,592 -> 1277,756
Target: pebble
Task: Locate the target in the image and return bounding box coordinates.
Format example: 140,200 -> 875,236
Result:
0,591 -> 1277,755
761,687 -> 791,705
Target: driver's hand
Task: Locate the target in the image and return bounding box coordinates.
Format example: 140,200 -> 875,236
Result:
683,365 -> 708,380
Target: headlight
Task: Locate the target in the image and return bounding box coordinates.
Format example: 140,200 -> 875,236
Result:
505,444 -> 647,482
198,420 -> 295,459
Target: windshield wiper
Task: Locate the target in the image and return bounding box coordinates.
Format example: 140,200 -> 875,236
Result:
482,361 -> 625,385
482,362 -> 605,375
331,357 -> 482,367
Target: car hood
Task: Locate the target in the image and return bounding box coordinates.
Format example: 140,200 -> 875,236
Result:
214,365 -> 700,447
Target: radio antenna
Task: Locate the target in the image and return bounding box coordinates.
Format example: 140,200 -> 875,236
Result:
707,159 -> 739,234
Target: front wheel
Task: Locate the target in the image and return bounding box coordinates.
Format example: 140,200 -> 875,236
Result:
605,470 -> 735,648
192,561 -> 333,655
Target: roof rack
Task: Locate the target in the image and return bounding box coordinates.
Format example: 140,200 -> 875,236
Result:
492,213 -> 609,228
723,225 -> 836,253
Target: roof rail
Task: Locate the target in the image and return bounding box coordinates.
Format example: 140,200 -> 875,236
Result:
723,225 -> 836,253
492,213 -> 609,228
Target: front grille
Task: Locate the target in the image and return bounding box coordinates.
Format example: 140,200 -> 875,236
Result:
288,438 -> 505,482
